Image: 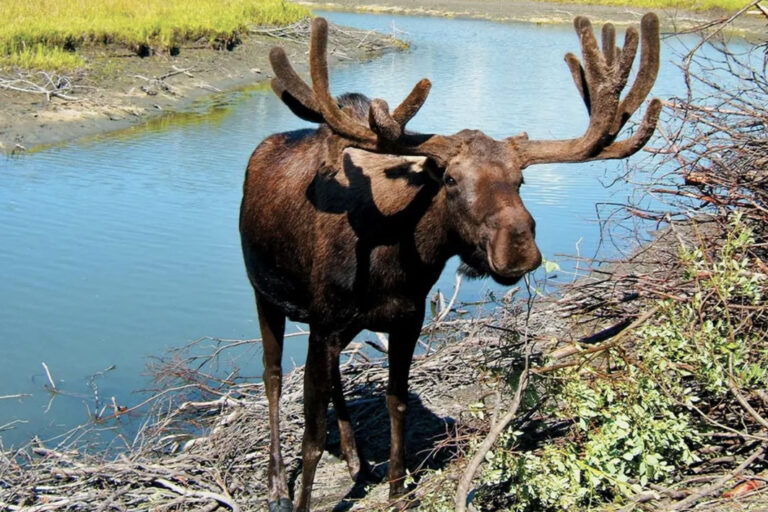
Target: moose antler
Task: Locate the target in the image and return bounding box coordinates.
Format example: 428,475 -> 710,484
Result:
269,15 -> 660,171
269,18 -> 457,165
513,13 -> 661,167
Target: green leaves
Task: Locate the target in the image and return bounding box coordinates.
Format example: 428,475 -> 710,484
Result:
542,258 -> 561,274
478,362 -> 699,511
481,217 -> 762,511
416,217 -> 764,512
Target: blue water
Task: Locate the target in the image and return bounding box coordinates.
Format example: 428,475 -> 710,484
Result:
0,11 -> 743,446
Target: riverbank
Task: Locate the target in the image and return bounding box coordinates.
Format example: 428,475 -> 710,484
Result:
0,21 -> 402,154
3,214 -> 766,511
3,2 -> 764,154
297,0 -> 767,36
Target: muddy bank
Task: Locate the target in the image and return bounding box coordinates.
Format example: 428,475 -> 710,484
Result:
298,0 -> 767,36
0,22 -> 402,154
3,219 -> 766,511
0,298 -> 563,512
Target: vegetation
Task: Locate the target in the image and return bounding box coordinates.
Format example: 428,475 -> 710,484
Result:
474,219 -> 764,511
0,0 -> 309,70
413,21 -> 767,512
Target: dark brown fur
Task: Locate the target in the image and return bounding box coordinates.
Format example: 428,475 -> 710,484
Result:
240,101 -> 541,512
240,14 -> 660,511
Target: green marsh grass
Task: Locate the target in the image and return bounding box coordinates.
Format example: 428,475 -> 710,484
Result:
0,0 -> 309,70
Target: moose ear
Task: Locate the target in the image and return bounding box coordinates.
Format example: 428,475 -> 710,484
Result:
422,157 -> 445,183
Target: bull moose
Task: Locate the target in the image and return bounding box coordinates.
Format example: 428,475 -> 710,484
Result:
239,14 -> 660,512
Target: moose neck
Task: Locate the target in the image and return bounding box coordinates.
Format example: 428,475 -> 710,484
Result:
336,147 -> 461,297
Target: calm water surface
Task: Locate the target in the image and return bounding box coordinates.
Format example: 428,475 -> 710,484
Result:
0,11 -> 742,445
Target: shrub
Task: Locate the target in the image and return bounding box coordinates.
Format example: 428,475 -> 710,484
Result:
467,216 -> 765,511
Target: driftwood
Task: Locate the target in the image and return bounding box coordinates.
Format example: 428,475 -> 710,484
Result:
0,72 -> 82,101
250,18 -> 403,55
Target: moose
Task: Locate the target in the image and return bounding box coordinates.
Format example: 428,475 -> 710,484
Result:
240,13 -> 660,512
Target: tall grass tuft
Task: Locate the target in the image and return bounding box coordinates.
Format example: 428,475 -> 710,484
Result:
0,0 -> 309,70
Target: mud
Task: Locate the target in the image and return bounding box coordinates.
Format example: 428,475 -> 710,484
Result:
0,24 -> 401,154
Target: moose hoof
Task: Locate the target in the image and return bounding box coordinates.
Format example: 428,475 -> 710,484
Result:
390,496 -> 420,510
353,462 -> 381,485
268,497 -> 293,512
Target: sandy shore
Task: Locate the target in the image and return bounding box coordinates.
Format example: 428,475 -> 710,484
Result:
300,0 -> 767,35
0,24 -> 401,154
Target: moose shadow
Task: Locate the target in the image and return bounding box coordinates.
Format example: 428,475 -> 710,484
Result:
279,151 -> 454,509
305,152 -> 443,301
286,390 -> 457,512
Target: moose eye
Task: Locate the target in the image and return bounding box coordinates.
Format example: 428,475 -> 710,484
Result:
444,175 -> 457,186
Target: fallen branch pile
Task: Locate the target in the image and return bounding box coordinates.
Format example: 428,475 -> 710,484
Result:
0,72 -> 84,101
251,18 -> 405,57
0,298 -> 560,511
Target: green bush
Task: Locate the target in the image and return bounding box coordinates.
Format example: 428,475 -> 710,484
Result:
466,217 -> 765,511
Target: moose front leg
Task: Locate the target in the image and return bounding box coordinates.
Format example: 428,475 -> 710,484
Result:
386,321 -> 421,501
294,329 -> 355,512
255,295 -> 292,512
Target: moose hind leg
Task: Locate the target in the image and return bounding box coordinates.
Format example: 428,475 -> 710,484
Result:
256,295 -> 292,512
331,356 -> 372,482
294,330 -> 335,512
386,322 -> 421,501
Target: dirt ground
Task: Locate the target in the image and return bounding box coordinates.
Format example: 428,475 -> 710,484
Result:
0,23 -> 401,154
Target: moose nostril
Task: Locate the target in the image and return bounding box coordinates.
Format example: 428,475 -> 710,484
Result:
488,229 -> 542,277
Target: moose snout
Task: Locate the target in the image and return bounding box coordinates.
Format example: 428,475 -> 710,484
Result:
487,223 -> 542,278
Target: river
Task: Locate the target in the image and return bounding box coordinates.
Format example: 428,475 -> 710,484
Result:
0,10 -> 742,446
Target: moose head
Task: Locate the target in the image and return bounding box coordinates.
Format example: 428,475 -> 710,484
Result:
269,15 -> 659,287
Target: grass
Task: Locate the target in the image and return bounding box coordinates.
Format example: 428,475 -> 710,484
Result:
541,0 -> 750,11
0,0 -> 309,71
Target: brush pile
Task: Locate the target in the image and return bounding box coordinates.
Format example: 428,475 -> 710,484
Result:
445,28 -> 767,512
0,302 -> 562,512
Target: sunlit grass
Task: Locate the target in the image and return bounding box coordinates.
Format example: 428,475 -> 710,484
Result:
0,44 -> 85,71
0,0 -> 309,71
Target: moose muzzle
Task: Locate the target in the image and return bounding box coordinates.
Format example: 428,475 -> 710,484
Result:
487,222 -> 542,280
